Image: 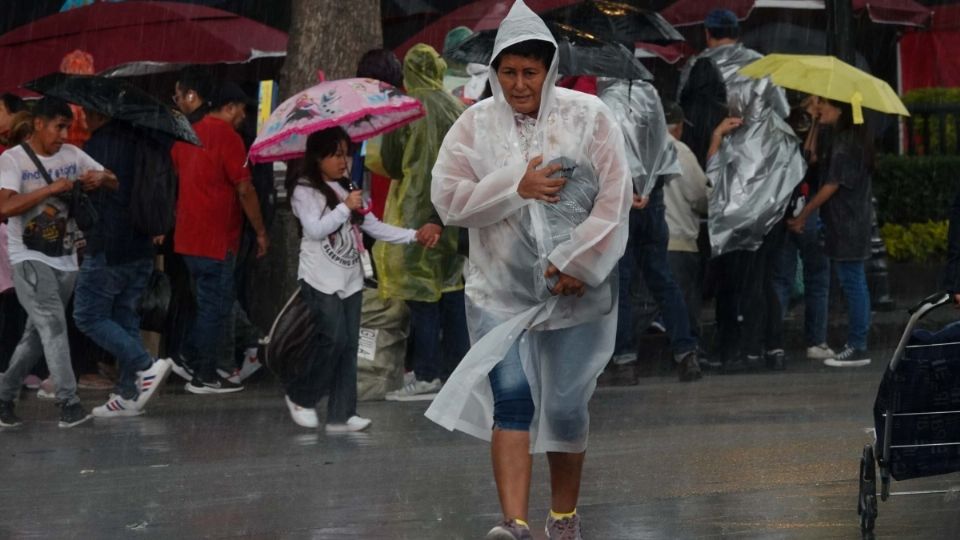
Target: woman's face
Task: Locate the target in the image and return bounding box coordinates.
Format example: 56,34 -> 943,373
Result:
817,100 -> 843,126
496,54 -> 548,116
318,140 -> 349,181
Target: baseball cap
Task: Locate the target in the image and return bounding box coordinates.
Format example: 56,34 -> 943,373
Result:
214,81 -> 255,108
705,9 -> 739,30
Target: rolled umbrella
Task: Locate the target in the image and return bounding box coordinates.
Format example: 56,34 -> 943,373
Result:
445,22 -> 653,81
249,77 -> 425,164
24,73 -> 200,145
542,0 -> 685,46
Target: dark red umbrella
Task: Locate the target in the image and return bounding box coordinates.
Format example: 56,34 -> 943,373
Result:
661,0 -> 932,29
0,1 -> 287,94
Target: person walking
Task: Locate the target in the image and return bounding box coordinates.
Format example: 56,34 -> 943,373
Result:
425,2 -> 631,538
0,97 -> 116,428
378,44 -> 468,401
788,98 -> 875,367
598,79 -> 702,382
170,72 -> 269,394
72,109 -> 173,418
285,127 -> 435,431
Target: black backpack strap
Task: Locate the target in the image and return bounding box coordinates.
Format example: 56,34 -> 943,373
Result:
19,143 -> 55,185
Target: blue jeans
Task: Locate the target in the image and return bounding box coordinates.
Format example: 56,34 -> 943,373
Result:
834,260 -> 871,350
615,188 -> 696,358
772,211 -> 830,346
488,338 -> 534,432
286,283 -> 361,423
74,253 -> 154,399
407,290 -> 469,382
182,253 -> 236,381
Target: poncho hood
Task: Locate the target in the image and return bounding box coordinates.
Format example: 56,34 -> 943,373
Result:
404,43 -> 447,93
490,0 -> 559,123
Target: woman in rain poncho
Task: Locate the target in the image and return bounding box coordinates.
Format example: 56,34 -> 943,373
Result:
374,44 -> 469,397
424,2 -> 631,538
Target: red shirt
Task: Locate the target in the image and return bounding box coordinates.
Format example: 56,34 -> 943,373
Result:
171,116 -> 250,260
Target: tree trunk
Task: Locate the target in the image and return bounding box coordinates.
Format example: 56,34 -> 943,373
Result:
280,0 -> 383,99
247,1 -> 382,331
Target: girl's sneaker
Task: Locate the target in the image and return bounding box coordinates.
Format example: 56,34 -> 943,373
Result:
325,415 -> 372,433
23,374 -> 42,390
485,519 -> 533,540
285,395 -> 318,428
823,345 -> 871,368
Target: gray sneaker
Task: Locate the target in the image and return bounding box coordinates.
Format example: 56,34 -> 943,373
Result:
485,519 -> 533,540
546,513 -> 582,540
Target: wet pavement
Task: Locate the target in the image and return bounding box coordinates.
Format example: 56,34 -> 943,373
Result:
2,351 -> 960,539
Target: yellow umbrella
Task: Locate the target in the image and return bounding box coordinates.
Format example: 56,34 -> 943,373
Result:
738,54 -> 909,125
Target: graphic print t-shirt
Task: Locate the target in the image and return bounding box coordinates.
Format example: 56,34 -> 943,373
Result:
0,144 -> 104,271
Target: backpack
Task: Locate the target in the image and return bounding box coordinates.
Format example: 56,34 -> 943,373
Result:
679,57 -> 729,169
129,137 -> 177,236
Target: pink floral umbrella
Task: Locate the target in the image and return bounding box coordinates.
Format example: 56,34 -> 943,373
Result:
249,77 -> 425,164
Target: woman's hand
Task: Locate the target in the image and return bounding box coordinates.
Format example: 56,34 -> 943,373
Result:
517,156 -> 564,203
713,117 -> 744,139
787,214 -> 806,234
545,264 -> 586,297
344,190 -> 363,211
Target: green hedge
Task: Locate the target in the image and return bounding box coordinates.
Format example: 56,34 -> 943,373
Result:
881,221 -> 948,262
874,154 -> 960,225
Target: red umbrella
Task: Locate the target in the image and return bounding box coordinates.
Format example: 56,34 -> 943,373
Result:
394,0 -> 581,60
0,1 -> 287,94
661,0 -> 932,29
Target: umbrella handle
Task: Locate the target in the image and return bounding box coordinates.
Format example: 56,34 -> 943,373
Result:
851,92 -> 864,125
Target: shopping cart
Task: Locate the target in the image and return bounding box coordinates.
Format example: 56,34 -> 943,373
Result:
859,292 -> 960,533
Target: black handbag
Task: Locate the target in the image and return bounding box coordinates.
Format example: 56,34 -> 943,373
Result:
20,143 -> 99,231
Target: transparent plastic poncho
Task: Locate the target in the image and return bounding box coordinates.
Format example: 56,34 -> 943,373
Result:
679,43 -> 805,256
597,78 -> 681,197
424,0 -> 632,454
373,44 -> 467,302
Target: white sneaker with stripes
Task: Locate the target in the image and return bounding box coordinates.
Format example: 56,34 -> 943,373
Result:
92,394 -> 143,418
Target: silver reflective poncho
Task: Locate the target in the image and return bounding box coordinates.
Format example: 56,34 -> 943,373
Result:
679,43 -> 805,255
598,78 -> 681,197
424,0 -> 631,454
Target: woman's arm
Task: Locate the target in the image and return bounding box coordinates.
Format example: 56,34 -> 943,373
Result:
431,113 -> 532,229
546,108 -> 632,288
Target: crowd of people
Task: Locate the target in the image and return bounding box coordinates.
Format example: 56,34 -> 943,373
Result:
0,2 -> 887,538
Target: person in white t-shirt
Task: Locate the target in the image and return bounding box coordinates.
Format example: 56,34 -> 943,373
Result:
282,126 -> 437,431
0,97 -> 116,429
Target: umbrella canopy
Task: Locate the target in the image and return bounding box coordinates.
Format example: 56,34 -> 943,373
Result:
445,23 -> 653,81
25,73 -> 200,145
738,54 -> 910,124
542,0 -> 685,45
661,0 -> 932,29
249,78 -> 425,164
0,1 -> 287,94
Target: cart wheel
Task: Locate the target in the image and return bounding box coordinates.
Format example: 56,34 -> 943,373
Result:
859,444 -> 878,533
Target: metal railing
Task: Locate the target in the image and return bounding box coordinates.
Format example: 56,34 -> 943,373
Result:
904,104 -> 960,156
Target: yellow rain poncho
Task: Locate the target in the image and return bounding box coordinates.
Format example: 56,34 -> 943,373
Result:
373,44 -> 466,302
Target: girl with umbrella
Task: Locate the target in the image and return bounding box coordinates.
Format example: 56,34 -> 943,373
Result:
787,98 -> 875,367
283,127 -> 437,431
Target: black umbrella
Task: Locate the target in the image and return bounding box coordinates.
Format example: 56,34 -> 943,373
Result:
445,23 -> 653,81
542,0 -> 684,46
24,73 -> 201,146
